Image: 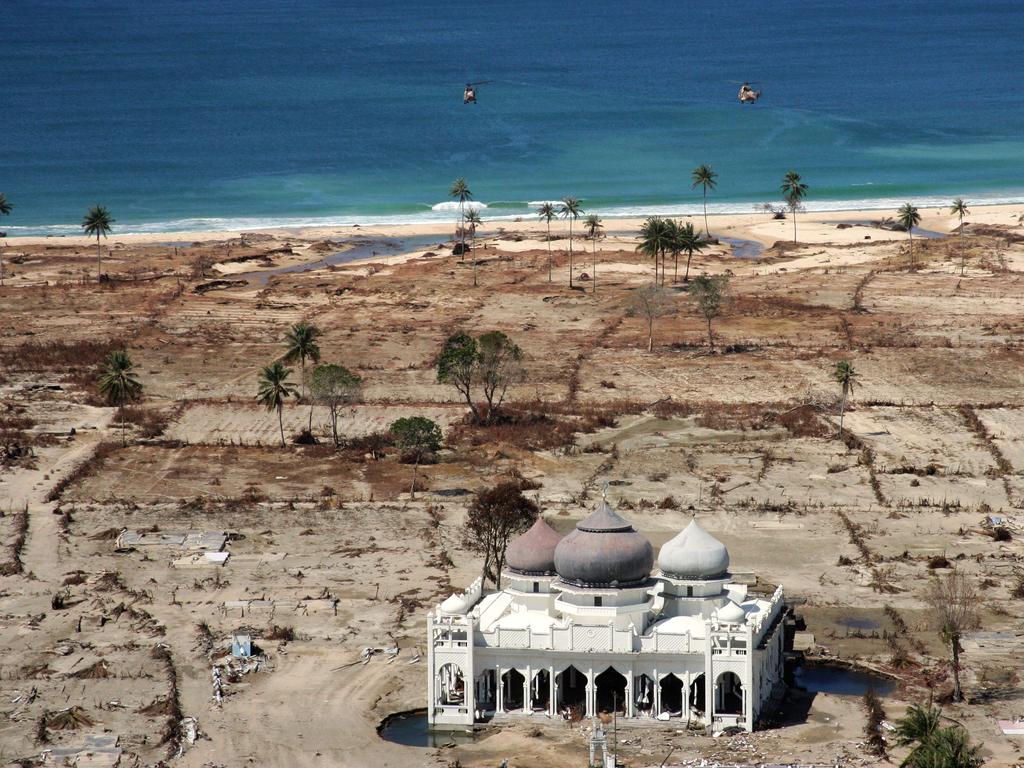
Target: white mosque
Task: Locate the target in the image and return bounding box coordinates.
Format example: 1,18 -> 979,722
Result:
426,501 -> 786,733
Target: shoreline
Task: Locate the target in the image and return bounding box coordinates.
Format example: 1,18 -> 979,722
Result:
5,202 -> 1022,250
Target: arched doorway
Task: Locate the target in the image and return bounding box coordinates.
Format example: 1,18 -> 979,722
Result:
501,668 -> 525,711
556,665 -> 587,716
475,669 -> 496,711
689,673 -> 706,714
436,663 -> 465,705
659,673 -> 684,716
530,670 -> 550,711
634,674 -> 654,714
595,667 -> 627,714
715,671 -> 743,715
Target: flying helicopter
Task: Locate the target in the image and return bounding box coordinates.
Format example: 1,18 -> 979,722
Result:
736,81 -> 762,104
463,80 -> 492,104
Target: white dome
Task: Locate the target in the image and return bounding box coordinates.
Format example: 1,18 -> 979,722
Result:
716,600 -> 747,624
440,593 -> 470,615
657,519 -> 730,580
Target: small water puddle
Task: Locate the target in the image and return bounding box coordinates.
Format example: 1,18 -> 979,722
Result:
240,234 -> 444,285
719,236 -> 764,259
378,710 -> 477,748
794,663 -> 896,697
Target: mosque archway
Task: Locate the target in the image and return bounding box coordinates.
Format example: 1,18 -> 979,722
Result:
436,663 -> 465,705
689,673 -> 706,713
659,673 -> 684,716
595,667 -> 627,714
501,668 -> 525,711
634,674 -> 654,713
475,668 -> 496,711
715,671 -> 743,715
530,669 -> 550,711
556,665 -> 587,715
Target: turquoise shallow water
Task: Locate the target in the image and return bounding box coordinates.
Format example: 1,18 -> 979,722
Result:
4,0 -> 1024,235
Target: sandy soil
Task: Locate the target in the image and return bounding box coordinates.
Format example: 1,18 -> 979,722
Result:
2,209 -> 1024,767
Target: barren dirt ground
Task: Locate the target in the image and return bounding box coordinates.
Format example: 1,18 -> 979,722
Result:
2,211 -> 1024,767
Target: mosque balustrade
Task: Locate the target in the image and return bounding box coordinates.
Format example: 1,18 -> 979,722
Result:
637,629 -> 694,654
473,621 -> 637,652
748,586 -> 785,640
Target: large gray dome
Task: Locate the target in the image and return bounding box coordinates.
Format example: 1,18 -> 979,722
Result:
554,502 -> 654,587
506,517 -> 563,575
657,519 -> 730,580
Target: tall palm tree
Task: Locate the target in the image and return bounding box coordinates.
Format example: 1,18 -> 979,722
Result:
637,217 -> 671,285
81,205 -> 115,279
465,208 -> 482,286
674,221 -> 706,283
897,203 -> 922,269
691,164 -> 718,238
0,193 -> 11,286
559,197 -> 583,288
585,214 -> 603,293
780,172 -> 808,243
538,202 -> 556,283
950,198 -> 969,275
283,321 -> 321,432
257,361 -> 297,447
833,359 -> 857,439
449,178 -> 472,261
98,349 -> 143,447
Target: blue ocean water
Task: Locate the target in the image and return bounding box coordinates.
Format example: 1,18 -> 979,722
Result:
4,0 -> 1024,235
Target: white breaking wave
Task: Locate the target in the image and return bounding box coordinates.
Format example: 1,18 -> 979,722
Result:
527,200 -> 564,208
430,201 -> 487,212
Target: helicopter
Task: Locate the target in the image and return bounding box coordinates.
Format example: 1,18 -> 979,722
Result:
463,80 -> 492,104
737,81 -> 762,104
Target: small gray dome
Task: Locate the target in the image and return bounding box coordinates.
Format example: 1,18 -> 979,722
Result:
554,502 -> 654,588
657,519 -> 729,580
506,517 -> 563,575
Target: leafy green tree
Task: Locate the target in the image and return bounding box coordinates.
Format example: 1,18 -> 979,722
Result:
257,361 -> 297,447
81,205 -> 115,279
585,214 -> 603,293
637,216 -> 671,285
898,203 -> 923,269
559,197 -> 583,288
538,202 -> 557,282
691,164 -> 718,238
98,349 -> 143,446
389,416 -> 442,498
833,360 -> 858,439
780,172 -> 808,243
926,569 -> 980,703
672,220 -> 706,284
950,198 -> 969,276
309,363 -> 361,447
630,284 -> 672,352
0,193 -> 11,286
463,482 -> 539,588
436,331 -> 523,424
465,208 -> 482,286
450,178 -> 472,260
894,704 -> 982,768
690,274 -> 729,350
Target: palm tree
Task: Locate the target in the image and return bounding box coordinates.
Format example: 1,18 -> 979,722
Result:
283,321 -> 321,433
98,349 -> 143,447
585,214 -> 603,293
538,202 -> 556,282
257,361 -> 297,447
465,208 -> 482,286
833,360 -> 857,439
897,203 -> 922,269
673,221 -> 706,283
691,164 -> 718,238
559,197 -> 583,288
449,178 -> 472,260
637,217 -> 671,285
0,193 -> 11,286
81,205 -> 115,279
780,172 -> 808,243
950,198 -> 969,275
894,703 -> 942,761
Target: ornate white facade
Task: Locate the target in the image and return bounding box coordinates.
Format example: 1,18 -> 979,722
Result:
427,503 -> 786,733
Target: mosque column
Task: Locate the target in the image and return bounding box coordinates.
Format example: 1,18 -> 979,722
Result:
653,668 -> 661,717
496,665 -> 505,713
549,665 -> 556,717
626,671 -> 634,718
586,667 -> 595,717
524,665 -> 532,713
